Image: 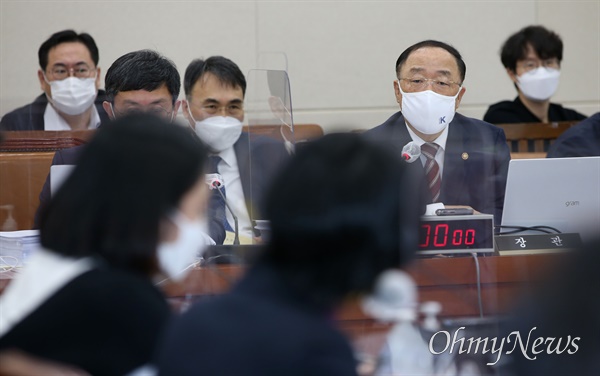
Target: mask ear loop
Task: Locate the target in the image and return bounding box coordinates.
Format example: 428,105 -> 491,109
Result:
108,102 -> 117,119
186,100 -> 199,123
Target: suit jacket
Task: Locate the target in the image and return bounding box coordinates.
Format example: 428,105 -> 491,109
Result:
232,132 -> 289,223
547,112 -> 600,158
0,91 -> 110,131
365,112 -> 510,224
156,262 -> 358,376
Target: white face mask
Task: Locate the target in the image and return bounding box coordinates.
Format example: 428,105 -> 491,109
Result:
187,106 -> 243,152
399,84 -> 460,135
157,211 -> 209,282
517,67 -> 561,101
45,76 -> 97,116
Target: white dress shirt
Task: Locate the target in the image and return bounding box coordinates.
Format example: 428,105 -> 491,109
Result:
405,123 -> 449,178
44,103 -> 101,130
217,147 -> 253,239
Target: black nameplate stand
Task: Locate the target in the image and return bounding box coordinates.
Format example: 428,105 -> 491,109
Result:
495,233 -> 582,256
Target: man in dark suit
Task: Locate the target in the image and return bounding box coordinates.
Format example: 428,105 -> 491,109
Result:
0,30 -> 109,131
34,50 -> 228,244
546,112 -> 600,158
182,56 -> 287,241
366,40 -> 510,224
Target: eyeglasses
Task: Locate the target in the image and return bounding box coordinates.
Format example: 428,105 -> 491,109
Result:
518,58 -> 560,72
47,64 -> 96,81
112,105 -> 174,120
201,103 -> 244,117
399,77 -> 461,96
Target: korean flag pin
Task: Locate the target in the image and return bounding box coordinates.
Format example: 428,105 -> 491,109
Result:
462,152 -> 469,160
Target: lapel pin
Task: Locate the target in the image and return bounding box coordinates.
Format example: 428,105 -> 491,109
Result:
462,152 -> 469,160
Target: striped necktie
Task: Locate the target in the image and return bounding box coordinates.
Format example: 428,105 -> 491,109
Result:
420,143 -> 441,202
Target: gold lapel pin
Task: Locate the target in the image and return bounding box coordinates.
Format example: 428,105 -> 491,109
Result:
462,152 -> 469,160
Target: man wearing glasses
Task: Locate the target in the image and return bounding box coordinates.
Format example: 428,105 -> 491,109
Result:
366,40 -> 510,224
182,56 -> 287,242
484,25 -> 587,124
0,30 -> 108,131
33,50 -> 218,238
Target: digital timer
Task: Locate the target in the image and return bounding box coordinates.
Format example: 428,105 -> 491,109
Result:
418,214 -> 495,255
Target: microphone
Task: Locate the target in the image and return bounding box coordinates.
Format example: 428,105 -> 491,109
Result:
401,141 -> 421,163
205,174 -> 240,245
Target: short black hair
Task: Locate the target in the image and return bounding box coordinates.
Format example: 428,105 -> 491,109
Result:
261,133 -> 421,309
105,50 -> 180,105
184,56 -> 246,97
500,25 -> 563,72
395,40 -> 467,83
40,114 -> 208,276
38,29 -> 99,71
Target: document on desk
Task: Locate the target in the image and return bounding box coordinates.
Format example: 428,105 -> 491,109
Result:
223,231 -> 254,245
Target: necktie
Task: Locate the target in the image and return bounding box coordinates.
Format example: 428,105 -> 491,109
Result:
208,156 -> 234,232
420,143 -> 441,203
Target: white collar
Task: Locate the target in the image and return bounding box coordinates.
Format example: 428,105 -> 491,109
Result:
218,145 -> 238,168
44,102 -> 101,131
405,121 -> 449,151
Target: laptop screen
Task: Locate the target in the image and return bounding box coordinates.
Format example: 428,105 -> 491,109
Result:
501,157 -> 600,242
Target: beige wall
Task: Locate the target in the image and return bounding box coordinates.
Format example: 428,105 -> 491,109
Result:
1,0 -> 598,132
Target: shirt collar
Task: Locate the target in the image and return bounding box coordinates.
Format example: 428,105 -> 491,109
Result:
218,145 -> 237,168
44,103 -> 101,131
404,121 -> 449,152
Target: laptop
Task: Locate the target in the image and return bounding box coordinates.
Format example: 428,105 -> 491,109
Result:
501,157 -> 600,242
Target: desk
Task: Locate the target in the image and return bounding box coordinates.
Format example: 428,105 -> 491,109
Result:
0,252 -> 565,358
164,252 -> 564,319
159,253 -> 565,356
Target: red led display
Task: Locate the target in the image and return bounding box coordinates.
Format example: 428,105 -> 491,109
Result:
418,218 -> 493,251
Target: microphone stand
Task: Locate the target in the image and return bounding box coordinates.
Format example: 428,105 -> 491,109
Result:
215,186 -> 240,245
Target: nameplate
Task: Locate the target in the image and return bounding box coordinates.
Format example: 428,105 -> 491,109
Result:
495,233 -> 582,255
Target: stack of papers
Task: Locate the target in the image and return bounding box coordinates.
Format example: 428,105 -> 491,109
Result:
0,230 -> 40,274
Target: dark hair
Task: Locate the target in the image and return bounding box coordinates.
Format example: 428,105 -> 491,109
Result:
184,56 -> 246,97
39,114 -> 208,275
262,133 -> 421,308
395,40 -> 467,83
500,25 -> 563,72
38,29 -> 99,71
105,50 -> 181,105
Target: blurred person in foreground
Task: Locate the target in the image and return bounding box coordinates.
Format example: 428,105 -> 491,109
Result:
156,133 -> 422,375
483,25 -> 586,124
499,237 -> 600,375
0,114 -> 210,375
